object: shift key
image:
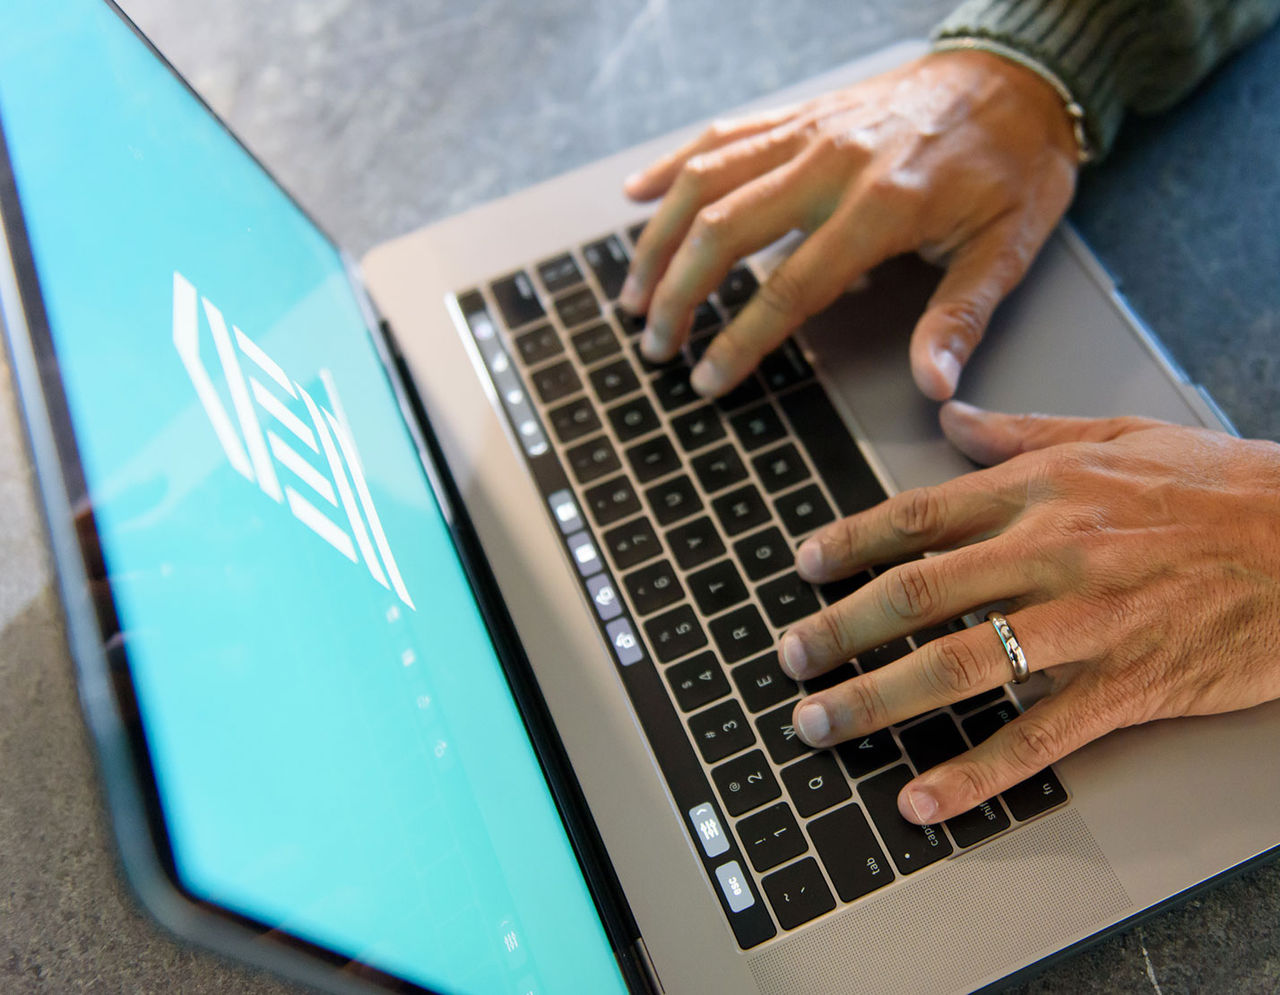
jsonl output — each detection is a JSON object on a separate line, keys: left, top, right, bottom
{"left": 858, "top": 764, "right": 952, "bottom": 875}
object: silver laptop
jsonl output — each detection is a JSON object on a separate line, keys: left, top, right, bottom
{"left": 3, "top": 2, "right": 1277, "bottom": 993}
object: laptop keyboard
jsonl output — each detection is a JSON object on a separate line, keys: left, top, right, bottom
{"left": 452, "top": 227, "right": 1067, "bottom": 949}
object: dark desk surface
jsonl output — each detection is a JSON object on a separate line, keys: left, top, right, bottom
{"left": 2, "top": 2, "right": 1277, "bottom": 992}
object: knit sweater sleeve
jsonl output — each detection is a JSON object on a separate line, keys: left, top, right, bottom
{"left": 932, "top": 0, "right": 1280, "bottom": 160}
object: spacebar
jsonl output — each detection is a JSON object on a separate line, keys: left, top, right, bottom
{"left": 778, "top": 382, "right": 887, "bottom": 516}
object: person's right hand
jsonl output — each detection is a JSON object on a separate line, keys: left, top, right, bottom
{"left": 619, "top": 49, "right": 1081, "bottom": 401}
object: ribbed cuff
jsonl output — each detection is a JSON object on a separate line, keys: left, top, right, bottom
{"left": 932, "top": 0, "right": 1130, "bottom": 161}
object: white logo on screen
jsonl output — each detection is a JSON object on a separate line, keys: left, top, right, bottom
{"left": 172, "top": 271, "right": 415, "bottom": 610}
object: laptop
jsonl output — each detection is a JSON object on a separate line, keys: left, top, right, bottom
{"left": 3, "top": 1, "right": 1278, "bottom": 993}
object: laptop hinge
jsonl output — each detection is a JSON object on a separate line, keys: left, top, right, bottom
{"left": 631, "top": 937, "right": 665, "bottom": 995}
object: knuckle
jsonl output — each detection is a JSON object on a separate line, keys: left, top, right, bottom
{"left": 923, "top": 636, "right": 985, "bottom": 698}
{"left": 704, "top": 118, "right": 734, "bottom": 143}
{"left": 839, "top": 677, "right": 888, "bottom": 731}
{"left": 1005, "top": 715, "right": 1063, "bottom": 775}
{"left": 813, "top": 605, "right": 854, "bottom": 657}
{"left": 948, "top": 760, "right": 999, "bottom": 808}
{"left": 933, "top": 297, "right": 990, "bottom": 349}
{"left": 887, "top": 486, "right": 946, "bottom": 542}
{"left": 689, "top": 205, "right": 731, "bottom": 248}
{"left": 881, "top": 560, "right": 940, "bottom": 621}
{"left": 678, "top": 155, "right": 716, "bottom": 195}
{"left": 755, "top": 267, "right": 806, "bottom": 323}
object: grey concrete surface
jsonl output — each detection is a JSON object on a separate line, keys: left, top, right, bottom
{"left": 2, "top": 1, "right": 1278, "bottom": 993}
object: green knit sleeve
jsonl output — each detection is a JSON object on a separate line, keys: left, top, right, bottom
{"left": 932, "top": 0, "right": 1280, "bottom": 160}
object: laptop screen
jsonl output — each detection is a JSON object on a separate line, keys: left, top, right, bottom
{"left": 0, "top": 2, "right": 628, "bottom": 992}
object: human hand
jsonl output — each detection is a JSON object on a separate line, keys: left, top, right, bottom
{"left": 777, "top": 403, "right": 1280, "bottom": 825}
{"left": 619, "top": 50, "right": 1079, "bottom": 401}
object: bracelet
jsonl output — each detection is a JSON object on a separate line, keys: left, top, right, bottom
{"left": 932, "top": 36, "right": 1096, "bottom": 165}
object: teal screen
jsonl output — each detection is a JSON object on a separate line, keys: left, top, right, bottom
{"left": 0, "top": 2, "right": 629, "bottom": 993}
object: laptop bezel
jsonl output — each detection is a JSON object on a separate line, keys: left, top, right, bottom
{"left": 0, "top": 4, "right": 650, "bottom": 992}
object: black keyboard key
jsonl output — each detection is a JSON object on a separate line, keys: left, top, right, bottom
{"left": 614, "top": 303, "right": 645, "bottom": 336}
{"left": 645, "top": 604, "right": 707, "bottom": 663}
{"left": 757, "top": 701, "right": 812, "bottom": 765}
{"left": 804, "top": 662, "right": 857, "bottom": 694}
{"left": 666, "top": 517, "right": 726, "bottom": 570}
{"left": 603, "top": 518, "right": 661, "bottom": 569}
{"left": 567, "top": 435, "right": 620, "bottom": 484}
{"left": 948, "top": 798, "right": 1012, "bottom": 848}
{"left": 646, "top": 474, "right": 703, "bottom": 526}
{"left": 729, "top": 402, "right": 786, "bottom": 451}
{"left": 626, "top": 220, "right": 647, "bottom": 245}
{"left": 688, "top": 331, "right": 715, "bottom": 363}
{"left": 782, "top": 752, "right": 852, "bottom": 818}
{"left": 858, "top": 765, "right": 952, "bottom": 875}
{"left": 759, "top": 341, "right": 814, "bottom": 392}
{"left": 774, "top": 484, "right": 835, "bottom": 538}
{"left": 718, "top": 266, "right": 759, "bottom": 309}
{"left": 672, "top": 404, "right": 726, "bottom": 451}
{"left": 608, "top": 395, "right": 660, "bottom": 441}
{"left": 819, "top": 569, "right": 873, "bottom": 605}
{"left": 858, "top": 638, "right": 912, "bottom": 673}
{"left": 836, "top": 729, "right": 901, "bottom": 779}
{"left": 634, "top": 339, "right": 682, "bottom": 374}
{"left": 692, "top": 299, "right": 722, "bottom": 333}
{"left": 548, "top": 397, "right": 601, "bottom": 443}
{"left": 711, "top": 484, "right": 771, "bottom": 536}
{"left": 713, "top": 750, "right": 782, "bottom": 816}
{"left": 666, "top": 650, "right": 730, "bottom": 712}
{"left": 584, "top": 475, "right": 641, "bottom": 526}
{"left": 962, "top": 703, "right": 1068, "bottom": 821}
{"left": 779, "top": 383, "right": 887, "bottom": 516}
{"left": 626, "top": 435, "right": 681, "bottom": 483}
{"left": 583, "top": 235, "right": 630, "bottom": 300}
{"left": 687, "top": 559, "right": 748, "bottom": 616}
{"left": 733, "top": 527, "right": 792, "bottom": 581}
{"left": 531, "top": 360, "right": 581, "bottom": 404}
{"left": 762, "top": 858, "right": 836, "bottom": 930}
{"left": 756, "top": 572, "right": 821, "bottom": 628}
{"left": 691, "top": 444, "right": 748, "bottom": 493}
{"left": 752, "top": 443, "right": 810, "bottom": 493}
{"left": 514, "top": 323, "right": 562, "bottom": 365}
{"left": 571, "top": 322, "right": 620, "bottom": 365}
{"left": 590, "top": 359, "right": 640, "bottom": 403}
{"left": 900, "top": 713, "right": 967, "bottom": 775}
{"left": 732, "top": 652, "right": 798, "bottom": 713}
{"left": 490, "top": 270, "right": 545, "bottom": 328}
{"left": 715, "top": 374, "right": 766, "bottom": 413}
{"left": 808, "top": 804, "right": 893, "bottom": 902}
{"left": 709, "top": 604, "right": 773, "bottom": 664}
{"left": 555, "top": 286, "right": 601, "bottom": 328}
{"left": 536, "top": 252, "right": 583, "bottom": 295}
{"left": 653, "top": 367, "right": 699, "bottom": 411}
{"left": 954, "top": 688, "right": 1007, "bottom": 715}
{"left": 624, "top": 560, "right": 683, "bottom": 615}
{"left": 911, "top": 621, "right": 958, "bottom": 647}
{"left": 738, "top": 803, "right": 806, "bottom": 872}
{"left": 689, "top": 699, "right": 754, "bottom": 763}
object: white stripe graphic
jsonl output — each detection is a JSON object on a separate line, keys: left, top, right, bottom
{"left": 235, "top": 325, "right": 296, "bottom": 396}
{"left": 268, "top": 431, "right": 336, "bottom": 506}
{"left": 204, "top": 296, "right": 281, "bottom": 502}
{"left": 172, "top": 272, "right": 253, "bottom": 480}
{"left": 298, "top": 386, "right": 390, "bottom": 592}
{"left": 285, "top": 486, "right": 356, "bottom": 561}
{"left": 251, "top": 377, "right": 317, "bottom": 452}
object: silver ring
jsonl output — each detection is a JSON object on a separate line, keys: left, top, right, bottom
{"left": 986, "top": 611, "right": 1030, "bottom": 684}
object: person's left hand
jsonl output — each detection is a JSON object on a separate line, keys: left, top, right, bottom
{"left": 778, "top": 402, "right": 1280, "bottom": 825}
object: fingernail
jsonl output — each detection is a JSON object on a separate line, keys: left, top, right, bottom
{"left": 623, "top": 171, "right": 644, "bottom": 192}
{"left": 904, "top": 787, "right": 938, "bottom": 824}
{"left": 796, "top": 538, "right": 823, "bottom": 578}
{"left": 640, "top": 327, "right": 664, "bottom": 360}
{"left": 690, "top": 360, "right": 725, "bottom": 396}
{"left": 932, "top": 344, "right": 962, "bottom": 396}
{"left": 619, "top": 274, "right": 641, "bottom": 310}
{"left": 794, "top": 700, "right": 830, "bottom": 744}
{"left": 779, "top": 631, "right": 808, "bottom": 679}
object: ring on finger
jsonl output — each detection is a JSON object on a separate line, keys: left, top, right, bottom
{"left": 986, "top": 610, "right": 1030, "bottom": 684}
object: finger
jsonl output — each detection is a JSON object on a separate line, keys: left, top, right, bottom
{"left": 688, "top": 188, "right": 913, "bottom": 397}
{"left": 795, "top": 472, "right": 1026, "bottom": 586}
{"left": 621, "top": 125, "right": 808, "bottom": 316}
{"left": 641, "top": 153, "right": 834, "bottom": 361}
{"left": 780, "top": 542, "right": 1031, "bottom": 681}
{"left": 908, "top": 214, "right": 1043, "bottom": 401}
{"left": 897, "top": 676, "right": 1114, "bottom": 824}
{"left": 939, "top": 401, "right": 1167, "bottom": 466}
{"left": 623, "top": 105, "right": 806, "bottom": 202}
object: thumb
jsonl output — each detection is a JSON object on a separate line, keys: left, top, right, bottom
{"left": 940, "top": 400, "right": 1165, "bottom": 466}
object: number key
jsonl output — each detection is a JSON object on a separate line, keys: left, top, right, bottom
{"left": 712, "top": 749, "right": 781, "bottom": 816}
{"left": 689, "top": 699, "right": 754, "bottom": 763}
